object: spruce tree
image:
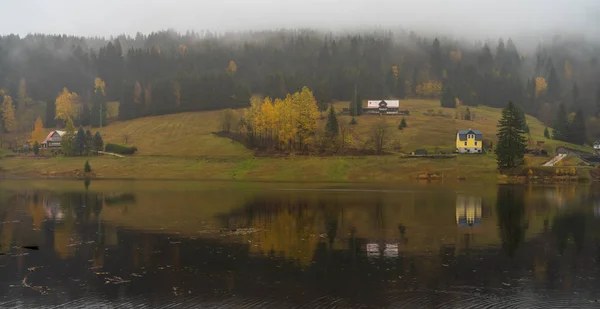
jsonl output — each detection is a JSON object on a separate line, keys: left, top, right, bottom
{"left": 349, "top": 90, "right": 362, "bottom": 117}
{"left": 45, "top": 99, "right": 55, "bottom": 128}
{"left": 76, "top": 127, "right": 86, "bottom": 156}
{"left": 465, "top": 107, "right": 472, "bottom": 120}
{"left": 399, "top": 117, "right": 407, "bottom": 129}
{"left": 325, "top": 105, "right": 339, "bottom": 137}
{"left": 91, "top": 87, "right": 106, "bottom": 127}
{"left": 544, "top": 127, "right": 550, "bottom": 139}
{"left": 62, "top": 118, "right": 76, "bottom": 156}
{"left": 596, "top": 83, "right": 600, "bottom": 118}
{"left": 496, "top": 101, "right": 527, "bottom": 169}
{"left": 84, "top": 129, "right": 93, "bottom": 155}
{"left": 440, "top": 86, "right": 456, "bottom": 108}
{"left": 547, "top": 64, "right": 560, "bottom": 101}
{"left": 552, "top": 103, "right": 569, "bottom": 142}
{"left": 33, "top": 141, "right": 40, "bottom": 155}
{"left": 568, "top": 109, "right": 587, "bottom": 145}
{"left": 430, "top": 38, "right": 443, "bottom": 79}
{"left": 93, "top": 132, "right": 104, "bottom": 152}
{"left": 84, "top": 160, "right": 92, "bottom": 173}
{"left": 571, "top": 82, "right": 579, "bottom": 108}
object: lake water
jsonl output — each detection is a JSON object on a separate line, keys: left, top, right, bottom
{"left": 1, "top": 180, "right": 600, "bottom": 308}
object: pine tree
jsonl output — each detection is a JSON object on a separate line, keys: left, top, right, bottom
{"left": 91, "top": 78, "right": 107, "bottom": 127}
{"left": 568, "top": 109, "right": 587, "bottom": 145}
{"left": 84, "top": 160, "right": 92, "bottom": 173}
{"left": 571, "top": 82, "right": 579, "bottom": 108}
{"left": 398, "top": 117, "right": 407, "bottom": 130}
{"left": 325, "top": 105, "right": 339, "bottom": 137}
{"left": 547, "top": 64, "right": 560, "bottom": 101}
{"left": 465, "top": 107, "right": 472, "bottom": 120}
{"left": 62, "top": 118, "right": 76, "bottom": 156}
{"left": 349, "top": 86, "right": 362, "bottom": 117}
{"left": 544, "top": 127, "right": 550, "bottom": 139}
{"left": 496, "top": 101, "right": 527, "bottom": 169}
{"left": 45, "top": 99, "right": 56, "bottom": 128}
{"left": 76, "top": 127, "right": 86, "bottom": 156}
{"left": 430, "top": 38, "right": 443, "bottom": 79}
{"left": 84, "top": 129, "right": 93, "bottom": 155}
{"left": 93, "top": 132, "right": 104, "bottom": 152}
{"left": 596, "top": 83, "right": 600, "bottom": 118}
{"left": 440, "top": 86, "right": 456, "bottom": 108}
{"left": 552, "top": 103, "right": 570, "bottom": 142}
{"left": 33, "top": 141, "right": 40, "bottom": 155}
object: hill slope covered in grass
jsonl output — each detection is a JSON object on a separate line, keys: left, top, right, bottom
{"left": 0, "top": 100, "right": 593, "bottom": 182}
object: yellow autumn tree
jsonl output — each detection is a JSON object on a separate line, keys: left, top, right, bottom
{"left": 133, "top": 81, "right": 142, "bottom": 104}
{"left": 416, "top": 81, "right": 442, "bottom": 98}
{"left": 293, "top": 87, "right": 320, "bottom": 148}
{"left": 1, "top": 92, "right": 16, "bottom": 133}
{"left": 242, "top": 96, "right": 263, "bottom": 137}
{"left": 564, "top": 60, "right": 573, "bottom": 79}
{"left": 391, "top": 65, "right": 399, "bottom": 79}
{"left": 173, "top": 82, "right": 181, "bottom": 106}
{"left": 226, "top": 60, "right": 238, "bottom": 75}
{"left": 31, "top": 117, "right": 45, "bottom": 143}
{"left": 275, "top": 96, "right": 296, "bottom": 150}
{"left": 94, "top": 78, "right": 106, "bottom": 96}
{"left": 55, "top": 88, "right": 80, "bottom": 122}
{"left": 178, "top": 44, "right": 188, "bottom": 56}
{"left": 450, "top": 50, "right": 462, "bottom": 63}
{"left": 535, "top": 77, "right": 548, "bottom": 98}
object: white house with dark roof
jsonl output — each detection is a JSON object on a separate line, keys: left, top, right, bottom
{"left": 40, "top": 130, "right": 65, "bottom": 148}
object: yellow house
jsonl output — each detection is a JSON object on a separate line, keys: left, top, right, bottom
{"left": 456, "top": 129, "right": 483, "bottom": 153}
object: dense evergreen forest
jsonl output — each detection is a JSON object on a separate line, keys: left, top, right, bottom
{"left": 0, "top": 29, "right": 599, "bottom": 143}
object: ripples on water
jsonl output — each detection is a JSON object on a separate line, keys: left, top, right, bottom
{"left": 0, "top": 181, "right": 599, "bottom": 308}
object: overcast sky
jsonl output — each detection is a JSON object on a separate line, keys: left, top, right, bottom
{"left": 1, "top": 0, "right": 599, "bottom": 39}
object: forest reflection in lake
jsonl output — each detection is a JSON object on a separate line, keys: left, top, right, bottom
{"left": 0, "top": 181, "right": 599, "bottom": 308}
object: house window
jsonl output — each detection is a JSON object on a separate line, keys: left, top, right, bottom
{"left": 464, "top": 142, "right": 467, "bottom": 146}
{"left": 475, "top": 142, "right": 478, "bottom": 146}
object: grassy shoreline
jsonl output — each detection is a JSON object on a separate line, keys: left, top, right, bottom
{"left": 2, "top": 99, "right": 595, "bottom": 183}
{"left": 0, "top": 154, "right": 502, "bottom": 183}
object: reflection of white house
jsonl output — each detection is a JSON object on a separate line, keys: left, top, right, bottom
{"left": 40, "top": 130, "right": 65, "bottom": 148}
{"left": 594, "top": 141, "right": 600, "bottom": 154}
{"left": 43, "top": 198, "right": 64, "bottom": 220}
{"left": 366, "top": 243, "right": 399, "bottom": 258}
{"left": 456, "top": 195, "right": 482, "bottom": 227}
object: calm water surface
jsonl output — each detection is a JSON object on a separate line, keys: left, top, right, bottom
{"left": 0, "top": 181, "right": 600, "bottom": 308}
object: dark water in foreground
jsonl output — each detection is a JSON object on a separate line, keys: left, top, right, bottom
{"left": 1, "top": 181, "right": 600, "bottom": 308}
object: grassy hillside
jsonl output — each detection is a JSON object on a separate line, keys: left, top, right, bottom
{"left": 0, "top": 99, "right": 594, "bottom": 182}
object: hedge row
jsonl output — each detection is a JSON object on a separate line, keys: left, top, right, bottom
{"left": 105, "top": 143, "right": 138, "bottom": 155}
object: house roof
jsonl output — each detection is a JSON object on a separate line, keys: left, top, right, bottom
{"left": 367, "top": 100, "right": 400, "bottom": 108}
{"left": 457, "top": 129, "right": 483, "bottom": 141}
{"left": 42, "top": 130, "right": 66, "bottom": 143}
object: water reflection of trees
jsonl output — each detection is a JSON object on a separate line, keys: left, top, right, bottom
{"left": 496, "top": 186, "right": 528, "bottom": 257}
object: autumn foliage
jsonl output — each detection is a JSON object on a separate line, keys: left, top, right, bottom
{"left": 416, "top": 81, "right": 443, "bottom": 98}
{"left": 241, "top": 87, "right": 320, "bottom": 152}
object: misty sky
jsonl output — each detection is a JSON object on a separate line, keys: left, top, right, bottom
{"left": 1, "top": 0, "right": 599, "bottom": 38}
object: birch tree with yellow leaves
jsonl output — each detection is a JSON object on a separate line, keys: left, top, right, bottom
{"left": 242, "top": 87, "right": 319, "bottom": 152}
{"left": 55, "top": 88, "right": 80, "bottom": 123}
{"left": 1, "top": 92, "right": 16, "bottom": 133}
{"left": 293, "top": 87, "right": 320, "bottom": 150}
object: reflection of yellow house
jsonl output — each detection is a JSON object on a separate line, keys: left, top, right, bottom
{"left": 456, "top": 129, "right": 483, "bottom": 153}
{"left": 456, "top": 195, "right": 482, "bottom": 227}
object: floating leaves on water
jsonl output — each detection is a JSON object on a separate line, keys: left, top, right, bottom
{"left": 104, "top": 276, "right": 131, "bottom": 285}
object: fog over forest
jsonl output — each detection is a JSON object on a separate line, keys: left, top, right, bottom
{"left": 2, "top": 0, "right": 600, "bottom": 40}
{"left": 0, "top": 0, "right": 599, "bottom": 146}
